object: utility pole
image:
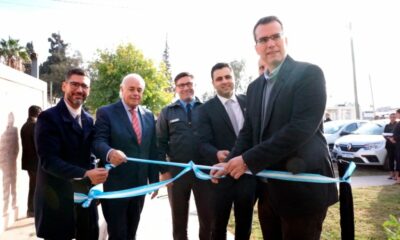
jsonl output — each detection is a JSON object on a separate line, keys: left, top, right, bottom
{"left": 349, "top": 22, "right": 360, "bottom": 119}
{"left": 369, "top": 74, "right": 375, "bottom": 115}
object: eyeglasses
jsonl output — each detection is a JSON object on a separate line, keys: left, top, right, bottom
{"left": 256, "top": 32, "right": 284, "bottom": 45}
{"left": 67, "top": 81, "right": 89, "bottom": 90}
{"left": 176, "top": 81, "right": 193, "bottom": 89}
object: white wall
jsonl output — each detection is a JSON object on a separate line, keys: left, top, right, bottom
{"left": 0, "top": 64, "right": 47, "bottom": 231}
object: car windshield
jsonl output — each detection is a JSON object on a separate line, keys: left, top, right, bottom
{"left": 324, "top": 121, "right": 347, "bottom": 134}
{"left": 352, "top": 122, "right": 384, "bottom": 135}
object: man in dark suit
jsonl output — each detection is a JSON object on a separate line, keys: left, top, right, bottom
{"left": 196, "top": 63, "right": 256, "bottom": 240}
{"left": 20, "top": 105, "right": 42, "bottom": 217}
{"left": 92, "top": 73, "right": 159, "bottom": 240}
{"left": 157, "top": 72, "right": 212, "bottom": 240}
{"left": 34, "top": 68, "right": 109, "bottom": 240}
{"left": 211, "top": 16, "right": 338, "bottom": 240}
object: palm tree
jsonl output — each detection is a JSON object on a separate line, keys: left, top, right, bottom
{"left": 0, "top": 36, "right": 30, "bottom": 71}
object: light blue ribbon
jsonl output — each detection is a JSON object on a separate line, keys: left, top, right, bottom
{"left": 74, "top": 157, "right": 356, "bottom": 207}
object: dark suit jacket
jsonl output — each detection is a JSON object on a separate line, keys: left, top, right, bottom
{"left": 196, "top": 95, "right": 246, "bottom": 165}
{"left": 20, "top": 117, "right": 38, "bottom": 171}
{"left": 230, "top": 55, "right": 338, "bottom": 216}
{"left": 34, "top": 99, "right": 94, "bottom": 239}
{"left": 92, "top": 100, "right": 159, "bottom": 192}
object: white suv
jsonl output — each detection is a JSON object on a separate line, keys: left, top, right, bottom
{"left": 324, "top": 120, "right": 368, "bottom": 154}
{"left": 333, "top": 120, "right": 389, "bottom": 169}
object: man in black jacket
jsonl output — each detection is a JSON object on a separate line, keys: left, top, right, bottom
{"left": 157, "top": 72, "right": 212, "bottom": 240}
{"left": 20, "top": 105, "right": 42, "bottom": 217}
{"left": 196, "top": 63, "right": 256, "bottom": 240}
{"left": 211, "top": 16, "right": 338, "bottom": 240}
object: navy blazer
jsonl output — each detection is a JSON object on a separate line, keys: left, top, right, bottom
{"left": 34, "top": 99, "right": 94, "bottom": 239}
{"left": 230, "top": 56, "right": 338, "bottom": 216}
{"left": 196, "top": 95, "right": 246, "bottom": 165}
{"left": 92, "top": 100, "right": 159, "bottom": 192}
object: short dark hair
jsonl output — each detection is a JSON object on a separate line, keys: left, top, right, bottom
{"left": 28, "top": 105, "right": 42, "bottom": 117}
{"left": 253, "top": 16, "right": 283, "bottom": 42}
{"left": 211, "top": 63, "right": 231, "bottom": 80}
{"left": 65, "top": 67, "right": 86, "bottom": 81}
{"left": 396, "top": 109, "right": 400, "bottom": 114}
{"left": 174, "top": 72, "right": 193, "bottom": 84}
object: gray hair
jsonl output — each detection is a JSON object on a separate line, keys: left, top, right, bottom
{"left": 119, "top": 73, "right": 146, "bottom": 98}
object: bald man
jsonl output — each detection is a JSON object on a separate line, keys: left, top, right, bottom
{"left": 93, "top": 73, "right": 159, "bottom": 240}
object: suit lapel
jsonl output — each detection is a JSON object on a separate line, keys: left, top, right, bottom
{"left": 253, "top": 77, "right": 266, "bottom": 138}
{"left": 138, "top": 106, "right": 147, "bottom": 145}
{"left": 81, "top": 111, "right": 93, "bottom": 140}
{"left": 212, "top": 97, "right": 235, "bottom": 134}
{"left": 115, "top": 101, "right": 138, "bottom": 143}
{"left": 261, "top": 56, "right": 294, "bottom": 134}
{"left": 59, "top": 99, "right": 83, "bottom": 136}
{"left": 236, "top": 95, "right": 246, "bottom": 114}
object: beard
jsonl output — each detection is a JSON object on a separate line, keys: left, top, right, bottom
{"left": 66, "top": 94, "right": 86, "bottom": 108}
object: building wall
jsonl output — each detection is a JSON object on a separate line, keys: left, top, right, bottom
{"left": 0, "top": 64, "right": 47, "bottom": 231}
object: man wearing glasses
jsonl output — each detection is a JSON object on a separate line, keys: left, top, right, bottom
{"left": 34, "top": 68, "right": 109, "bottom": 240}
{"left": 211, "top": 16, "right": 338, "bottom": 239}
{"left": 157, "top": 72, "right": 212, "bottom": 240}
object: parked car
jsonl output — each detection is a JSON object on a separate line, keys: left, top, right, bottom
{"left": 333, "top": 119, "right": 389, "bottom": 169}
{"left": 323, "top": 120, "right": 368, "bottom": 153}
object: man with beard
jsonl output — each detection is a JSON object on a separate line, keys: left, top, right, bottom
{"left": 34, "top": 68, "right": 108, "bottom": 240}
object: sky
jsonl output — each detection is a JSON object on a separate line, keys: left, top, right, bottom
{"left": 1, "top": 0, "right": 399, "bottom": 110}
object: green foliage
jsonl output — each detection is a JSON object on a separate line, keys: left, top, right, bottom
{"left": 383, "top": 215, "right": 400, "bottom": 240}
{"left": 0, "top": 36, "right": 30, "bottom": 70}
{"left": 230, "top": 59, "right": 253, "bottom": 94}
{"left": 39, "top": 33, "right": 83, "bottom": 100}
{"left": 86, "top": 43, "right": 173, "bottom": 115}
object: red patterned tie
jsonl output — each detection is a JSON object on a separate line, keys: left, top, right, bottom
{"left": 131, "top": 108, "right": 142, "bottom": 144}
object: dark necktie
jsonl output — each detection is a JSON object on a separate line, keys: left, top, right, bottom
{"left": 75, "top": 115, "right": 82, "bottom": 128}
{"left": 186, "top": 104, "right": 192, "bottom": 127}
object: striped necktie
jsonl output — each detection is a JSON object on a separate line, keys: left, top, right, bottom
{"left": 130, "top": 108, "right": 142, "bottom": 144}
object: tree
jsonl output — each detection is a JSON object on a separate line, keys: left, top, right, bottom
{"left": 0, "top": 36, "right": 30, "bottom": 71}
{"left": 162, "top": 35, "right": 173, "bottom": 93}
{"left": 230, "top": 59, "right": 253, "bottom": 94}
{"left": 86, "top": 43, "right": 173, "bottom": 115}
{"left": 39, "top": 33, "right": 82, "bottom": 100}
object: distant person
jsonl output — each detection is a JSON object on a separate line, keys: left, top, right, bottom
{"left": 324, "top": 112, "right": 332, "bottom": 122}
{"left": 92, "top": 73, "right": 160, "bottom": 239}
{"left": 391, "top": 109, "right": 400, "bottom": 184}
{"left": 211, "top": 15, "right": 338, "bottom": 239}
{"left": 20, "top": 105, "right": 42, "bottom": 217}
{"left": 157, "top": 72, "right": 212, "bottom": 240}
{"left": 35, "top": 68, "right": 108, "bottom": 239}
{"left": 385, "top": 113, "right": 397, "bottom": 180}
{"left": 196, "top": 63, "right": 256, "bottom": 239}
{"left": 258, "top": 57, "right": 267, "bottom": 75}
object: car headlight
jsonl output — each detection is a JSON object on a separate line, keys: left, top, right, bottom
{"left": 363, "top": 142, "right": 384, "bottom": 150}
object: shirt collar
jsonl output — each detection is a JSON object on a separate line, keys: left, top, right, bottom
{"left": 121, "top": 98, "right": 138, "bottom": 112}
{"left": 64, "top": 99, "right": 82, "bottom": 118}
{"left": 179, "top": 98, "right": 195, "bottom": 108}
{"left": 264, "top": 56, "right": 286, "bottom": 81}
{"left": 217, "top": 94, "right": 238, "bottom": 105}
